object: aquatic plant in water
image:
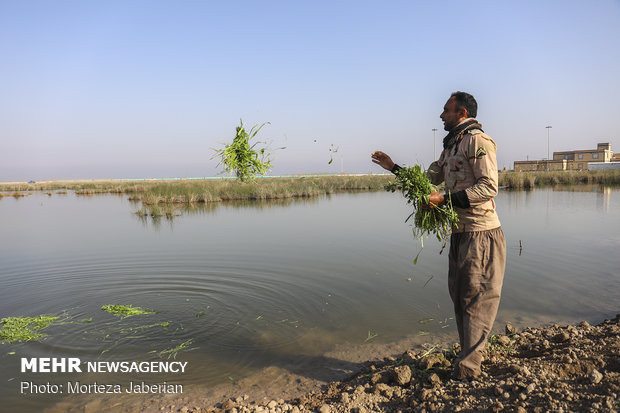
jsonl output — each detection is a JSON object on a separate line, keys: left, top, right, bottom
{"left": 0, "top": 315, "right": 60, "bottom": 343}
{"left": 364, "top": 330, "right": 378, "bottom": 342}
{"left": 101, "top": 305, "right": 155, "bottom": 318}
{"left": 119, "top": 322, "right": 170, "bottom": 335}
{"left": 156, "top": 339, "right": 196, "bottom": 359}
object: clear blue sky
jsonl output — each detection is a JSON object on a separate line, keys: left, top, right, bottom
{"left": 1, "top": 0, "right": 619, "bottom": 181}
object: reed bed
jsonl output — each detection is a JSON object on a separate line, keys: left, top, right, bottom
{"left": 499, "top": 169, "right": 620, "bottom": 189}
{"left": 0, "top": 176, "right": 391, "bottom": 196}
{"left": 136, "top": 175, "right": 394, "bottom": 205}
{"left": 3, "top": 170, "right": 616, "bottom": 205}
{"left": 0, "top": 181, "right": 148, "bottom": 194}
{"left": 135, "top": 205, "right": 182, "bottom": 220}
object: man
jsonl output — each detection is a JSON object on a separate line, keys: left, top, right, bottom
{"left": 371, "top": 91, "right": 506, "bottom": 380}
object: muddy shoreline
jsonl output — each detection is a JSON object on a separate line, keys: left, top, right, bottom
{"left": 49, "top": 314, "right": 618, "bottom": 413}
{"left": 193, "top": 314, "right": 620, "bottom": 413}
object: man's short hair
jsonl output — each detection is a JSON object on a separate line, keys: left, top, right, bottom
{"left": 451, "top": 91, "right": 478, "bottom": 118}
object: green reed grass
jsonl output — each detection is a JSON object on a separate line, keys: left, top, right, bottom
{"left": 0, "top": 175, "right": 393, "bottom": 202}
{"left": 134, "top": 175, "right": 394, "bottom": 205}
{"left": 499, "top": 169, "right": 620, "bottom": 189}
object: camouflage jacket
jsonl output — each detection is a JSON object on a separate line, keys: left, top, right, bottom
{"left": 427, "top": 125, "right": 501, "bottom": 233}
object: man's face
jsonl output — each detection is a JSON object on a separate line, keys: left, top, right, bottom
{"left": 440, "top": 96, "right": 466, "bottom": 131}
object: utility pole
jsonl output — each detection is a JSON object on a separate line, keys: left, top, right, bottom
{"left": 546, "top": 126, "right": 552, "bottom": 171}
{"left": 432, "top": 128, "right": 438, "bottom": 160}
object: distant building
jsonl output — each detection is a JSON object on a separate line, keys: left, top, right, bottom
{"left": 589, "top": 162, "right": 620, "bottom": 170}
{"left": 514, "top": 142, "right": 615, "bottom": 172}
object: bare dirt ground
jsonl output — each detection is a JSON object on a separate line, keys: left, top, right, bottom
{"left": 184, "top": 314, "right": 619, "bottom": 413}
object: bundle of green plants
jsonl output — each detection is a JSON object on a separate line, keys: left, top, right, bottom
{"left": 386, "top": 164, "right": 458, "bottom": 262}
{"left": 212, "top": 120, "right": 275, "bottom": 182}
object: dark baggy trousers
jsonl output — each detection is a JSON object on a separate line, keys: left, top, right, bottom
{"left": 448, "top": 226, "right": 506, "bottom": 377}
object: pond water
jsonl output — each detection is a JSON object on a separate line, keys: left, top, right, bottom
{"left": 0, "top": 187, "right": 618, "bottom": 412}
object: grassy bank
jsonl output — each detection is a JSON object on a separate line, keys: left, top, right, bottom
{"left": 499, "top": 169, "right": 620, "bottom": 189}
{"left": 137, "top": 175, "right": 394, "bottom": 204}
{"left": 0, "top": 175, "right": 395, "bottom": 204}
{"left": 3, "top": 170, "right": 619, "bottom": 202}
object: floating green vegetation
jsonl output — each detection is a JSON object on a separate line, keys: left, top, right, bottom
{"left": 95, "top": 319, "right": 174, "bottom": 355}
{"left": 119, "top": 322, "right": 169, "bottom": 335}
{"left": 156, "top": 339, "right": 196, "bottom": 359}
{"left": 101, "top": 305, "right": 155, "bottom": 319}
{"left": 386, "top": 164, "right": 459, "bottom": 263}
{"left": 0, "top": 315, "right": 60, "bottom": 343}
{"left": 364, "top": 330, "right": 379, "bottom": 342}
{"left": 0, "top": 312, "right": 93, "bottom": 344}
{"left": 212, "top": 119, "right": 275, "bottom": 182}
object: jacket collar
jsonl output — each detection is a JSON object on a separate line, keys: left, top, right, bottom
{"left": 443, "top": 119, "right": 483, "bottom": 150}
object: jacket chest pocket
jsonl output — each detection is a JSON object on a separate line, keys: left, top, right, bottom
{"left": 448, "top": 152, "right": 466, "bottom": 171}
{"left": 445, "top": 152, "right": 468, "bottom": 189}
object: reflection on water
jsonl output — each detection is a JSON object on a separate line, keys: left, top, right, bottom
{"left": 0, "top": 187, "right": 618, "bottom": 413}
{"left": 600, "top": 186, "right": 612, "bottom": 212}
